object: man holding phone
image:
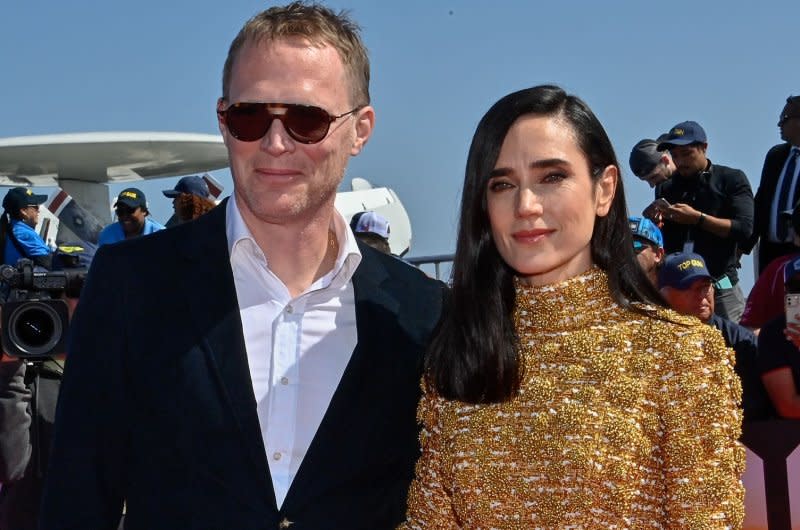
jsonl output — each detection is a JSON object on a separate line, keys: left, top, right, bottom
{"left": 655, "top": 121, "right": 754, "bottom": 322}
{"left": 757, "top": 258, "right": 800, "bottom": 418}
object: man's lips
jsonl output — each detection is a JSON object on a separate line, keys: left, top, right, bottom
{"left": 512, "top": 229, "right": 552, "bottom": 243}
{"left": 256, "top": 167, "right": 301, "bottom": 176}
{"left": 254, "top": 168, "right": 302, "bottom": 185}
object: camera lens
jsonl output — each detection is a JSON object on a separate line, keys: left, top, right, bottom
{"left": 17, "top": 308, "right": 56, "bottom": 346}
{"left": 7, "top": 302, "right": 63, "bottom": 356}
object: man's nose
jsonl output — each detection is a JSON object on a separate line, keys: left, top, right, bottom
{"left": 260, "top": 118, "right": 294, "bottom": 155}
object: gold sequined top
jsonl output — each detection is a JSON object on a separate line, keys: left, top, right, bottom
{"left": 400, "top": 267, "right": 744, "bottom": 530}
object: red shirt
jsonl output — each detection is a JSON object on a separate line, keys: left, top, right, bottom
{"left": 740, "top": 252, "right": 800, "bottom": 328}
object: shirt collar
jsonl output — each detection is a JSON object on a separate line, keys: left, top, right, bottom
{"left": 225, "top": 197, "right": 362, "bottom": 290}
{"left": 10, "top": 218, "right": 34, "bottom": 230}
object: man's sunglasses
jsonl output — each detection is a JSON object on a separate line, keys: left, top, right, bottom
{"left": 217, "top": 102, "right": 361, "bottom": 144}
{"left": 779, "top": 113, "right": 800, "bottom": 126}
{"left": 632, "top": 240, "right": 655, "bottom": 254}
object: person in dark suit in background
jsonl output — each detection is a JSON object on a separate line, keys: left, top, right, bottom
{"left": 742, "top": 95, "right": 800, "bottom": 275}
{"left": 40, "top": 3, "right": 444, "bottom": 529}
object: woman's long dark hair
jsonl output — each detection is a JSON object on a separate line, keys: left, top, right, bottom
{"left": 426, "top": 85, "right": 664, "bottom": 404}
{"left": 0, "top": 207, "right": 24, "bottom": 265}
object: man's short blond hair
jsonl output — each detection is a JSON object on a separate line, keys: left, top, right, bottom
{"left": 221, "top": 2, "right": 370, "bottom": 108}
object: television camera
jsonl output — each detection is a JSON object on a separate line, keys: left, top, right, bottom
{"left": 0, "top": 259, "right": 86, "bottom": 360}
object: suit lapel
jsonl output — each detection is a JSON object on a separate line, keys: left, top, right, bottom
{"left": 176, "top": 201, "right": 275, "bottom": 506}
{"left": 284, "top": 247, "right": 400, "bottom": 505}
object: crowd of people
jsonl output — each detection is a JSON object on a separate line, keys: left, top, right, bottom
{"left": 628, "top": 97, "right": 800, "bottom": 427}
{"left": 0, "top": 1, "right": 797, "bottom": 528}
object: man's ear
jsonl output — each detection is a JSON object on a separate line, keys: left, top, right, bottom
{"left": 351, "top": 105, "right": 375, "bottom": 156}
{"left": 216, "top": 98, "right": 229, "bottom": 142}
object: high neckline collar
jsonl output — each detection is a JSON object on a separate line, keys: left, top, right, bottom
{"left": 514, "top": 266, "right": 614, "bottom": 332}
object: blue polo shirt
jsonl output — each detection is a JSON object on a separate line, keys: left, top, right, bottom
{"left": 98, "top": 217, "right": 166, "bottom": 247}
{"left": 3, "top": 219, "right": 52, "bottom": 266}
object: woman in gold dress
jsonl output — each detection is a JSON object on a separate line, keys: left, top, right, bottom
{"left": 400, "top": 85, "right": 744, "bottom": 529}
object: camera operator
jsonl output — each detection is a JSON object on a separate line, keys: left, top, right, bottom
{"left": 0, "top": 258, "right": 80, "bottom": 530}
{"left": 0, "top": 185, "right": 80, "bottom": 529}
{"left": 0, "top": 348, "right": 64, "bottom": 529}
{"left": 0, "top": 255, "right": 87, "bottom": 528}
{"left": 0, "top": 188, "right": 54, "bottom": 270}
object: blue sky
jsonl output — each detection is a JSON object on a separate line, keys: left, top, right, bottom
{"left": 1, "top": 0, "right": 798, "bottom": 292}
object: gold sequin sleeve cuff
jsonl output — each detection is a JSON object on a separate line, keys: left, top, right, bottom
{"left": 660, "top": 324, "right": 745, "bottom": 529}
{"left": 398, "top": 381, "right": 460, "bottom": 530}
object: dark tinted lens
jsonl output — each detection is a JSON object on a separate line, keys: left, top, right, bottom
{"left": 285, "top": 105, "right": 331, "bottom": 143}
{"left": 226, "top": 103, "right": 271, "bottom": 141}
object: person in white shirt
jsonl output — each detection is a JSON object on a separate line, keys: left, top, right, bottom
{"left": 40, "top": 4, "right": 444, "bottom": 530}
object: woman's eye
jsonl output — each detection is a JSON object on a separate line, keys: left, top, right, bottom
{"left": 488, "top": 180, "right": 513, "bottom": 192}
{"left": 543, "top": 172, "right": 567, "bottom": 183}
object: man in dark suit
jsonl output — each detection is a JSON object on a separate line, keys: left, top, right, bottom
{"left": 40, "top": 4, "right": 444, "bottom": 529}
{"left": 743, "top": 95, "right": 800, "bottom": 275}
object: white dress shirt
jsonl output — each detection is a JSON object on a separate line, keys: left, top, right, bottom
{"left": 226, "top": 198, "right": 361, "bottom": 508}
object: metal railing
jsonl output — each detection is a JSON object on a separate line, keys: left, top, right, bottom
{"left": 404, "top": 253, "right": 454, "bottom": 282}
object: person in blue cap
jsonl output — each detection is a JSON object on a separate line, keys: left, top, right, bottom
{"left": 0, "top": 187, "right": 62, "bottom": 530}
{"left": 97, "top": 187, "right": 166, "bottom": 246}
{"left": 629, "top": 215, "right": 664, "bottom": 286}
{"left": 0, "top": 187, "right": 54, "bottom": 269}
{"left": 658, "top": 251, "right": 768, "bottom": 420}
{"left": 655, "top": 120, "right": 754, "bottom": 322}
{"left": 162, "top": 175, "right": 216, "bottom": 226}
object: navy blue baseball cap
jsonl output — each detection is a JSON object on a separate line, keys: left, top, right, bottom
{"left": 2, "top": 187, "right": 47, "bottom": 212}
{"left": 658, "top": 252, "right": 713, "bottom": 290}
{"left": 657, "top": 121, "right": 707, "bottom": 151}
{"left": 114, "top": 188, "right": 147, "bottom": 209}
{"left": 162, "top": 175, "right": 209, "bottom": 199}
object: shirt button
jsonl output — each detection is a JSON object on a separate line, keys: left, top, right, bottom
{"left": 280, "top": 377, "right": 289, "bottom": 385}
{"left": 286, "top": 305, "right": 293, "bottom": 314}
{"left": 273, "top": 452, "right": 282, "bottom": 461}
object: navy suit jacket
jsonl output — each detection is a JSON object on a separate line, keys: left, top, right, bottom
{"left": 745, "top": 143, "right": 797, "bottom": 272}
{"left": 40, "top": 201, "right": 444, "bottom": 530}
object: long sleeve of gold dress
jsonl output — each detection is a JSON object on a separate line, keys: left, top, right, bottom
{"left": 400, "top": 267, "right": 744, "bottom": 530}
